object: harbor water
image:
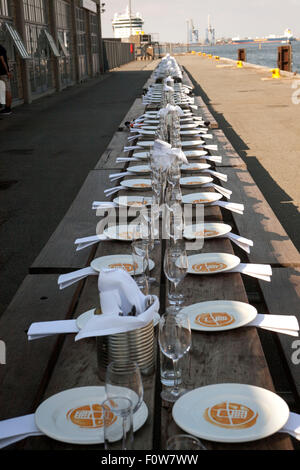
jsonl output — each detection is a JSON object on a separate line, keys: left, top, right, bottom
{"left": 158, "top": 42, "right": 300, "bottom": 73}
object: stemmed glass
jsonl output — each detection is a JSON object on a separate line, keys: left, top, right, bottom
{"left": 164, "top": 240, "right": 188, "bottom": 308}
{"left": 158, "top": 312, "right": 192, "bottom": 402}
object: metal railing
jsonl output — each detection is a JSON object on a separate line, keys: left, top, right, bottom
{"left": 102, "top": 40, "right": 135, "bottom": 71}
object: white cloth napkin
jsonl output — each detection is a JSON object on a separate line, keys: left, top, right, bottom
{"left": 223, "top": 232, "right": 253, "bottom": 253}
{"left": 1, "top": 410, "right": 300, "bottom": 448}
{"left": 58, "top": 266, "right": 98, "bottom": 289}
{"left": 230, "top": 263, "right": 272, "bottom": 282}
{"left": 0, "top": 414, "right": 42, "bottom": 449}
{"left": 205, "top": 169, "right": 227, "bottom": 182}
{"left": 92, "top": 201, "right": 117, "bottom": 210}
{"left": 27, "top": 319, "right": 79, "bottom": 340}
{"left": 74, "top": 234, "right": 110, "bottom": 251}
{"left": 202, "top": 183, "right": 232, "bottom": 199}
{"left": 209, "top": 201, "right": 244, "bottom": 215}
{"left": 248, "top": 314, "right": 299, "bottom": 336}
{"left": 75, "top": 269, "right": 159, "bottom": 341}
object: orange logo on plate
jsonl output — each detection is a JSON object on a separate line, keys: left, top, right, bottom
{"left": 133, "top": 183, "right": 150, "bottom": 188}
{"left": 192, "top": 262, "right": 227, "bottom": 273}
{"left": 195, "top": 312, "right": 235, "bottom": 327}
{"left": 192, "top": 199, "right": 212, "bottom": 204}
{"left": 108, "top": 262, "right": 137, "bottom": 272}
{"left": 193, "top": 229, "right": 219, "bottom": 238}
{"left": 67, "top": 404, "right": 117, "bottom": 429}
{"left": 204, "top": 402, "right": 258, "bottom": 429}
{"left": 127, "top": 201, "right": 147, "bottom": 206}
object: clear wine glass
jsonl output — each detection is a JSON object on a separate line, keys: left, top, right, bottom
{"left": 105, "top": 360, "right": 144, "bottom": 414}
{"left": 164, "top": 240, "right": 188, "bottom": 308}
{"left": 158, "top": 312, "right": 192, "bottom": 402}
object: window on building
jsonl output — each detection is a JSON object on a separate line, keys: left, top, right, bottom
{"left": 0, "top": 0, "right": 11, "bottom": 18}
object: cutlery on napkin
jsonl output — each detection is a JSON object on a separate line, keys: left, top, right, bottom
{"left": 209, "top": 201, "right": 244, "bottom": 215}
{"left": 202, "top": 183, "right": 232, "bottom": 199}
{"left": 58, "top": 266, "right": 98, "bottom": 289}
{"left": 247, "top": 314, "right": 299, "bottom": 336}
{"left": 1, "top": 409, "right": 300, "bottom": 448}
{"left": 74, "top": 234, "right": 110, "bottom": 251}
{"left": 229, "top": 263, "right": 272, "bottom": 282}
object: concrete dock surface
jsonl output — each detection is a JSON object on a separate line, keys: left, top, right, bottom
{"left": 177, "top": 54, "right": 300, "bottom": 252}
{"left": 0, "top": 60, "right": 155, "bottom": 316}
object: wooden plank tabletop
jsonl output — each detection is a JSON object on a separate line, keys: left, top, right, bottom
{"left": 161, "top": 237, "right": 293, "bottom": 450}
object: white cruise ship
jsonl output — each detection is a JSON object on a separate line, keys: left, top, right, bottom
{"left": 112, "top": 4, "right": 144, "bottom": 39}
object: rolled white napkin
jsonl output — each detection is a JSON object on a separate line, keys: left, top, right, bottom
{"left": 1, "top": 410, "right": 299, "bottom": 448}
{"left": 205, "top": 169, "right": 228, "bottom": 182}
{"left": 248, "top": 314, "right": 299, "bottom": 336}
{"left": 230, "top": 263, "right": 272, "bottom": 282}
{"left": 75, "top": 269, "right": 160, "bottom": 341}
{"left": 202, "top": 183, "right": 232, "bottom": 199}
{"left": 58, "top": 267, "right": 98, "bottom": 289}
{"left": 116, "top": 157, "right": 140, "bottom": 162}
{"left": 204, "top": 155, "right": 222, "bottom": 163}
{"left": 0, "top": 414, "right": 42, "bottom": 449}
{"left": 223, "top": 232, "right": 253, "bottom": 253}
{"left": 109, "top": 171, "right": 133, "bottom": 181}
{"left": 124, "top": 145, "right": 140, "bottom": 152}
{"left": 92, "top": 201, "right": 117, "bottom": 210}
{"left": 27, "top": 319, "right": 79, "bottom": 340}
{"left": 210, "top": 201, "right": 244, "bottom": 215}
{"left": 104, "top": 185, "right": 123, "bottom": 197}
{"left": 74, "top": 234, "right": 109, "bottom": 251}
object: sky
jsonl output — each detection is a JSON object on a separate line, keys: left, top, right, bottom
{"left": 100, "top": 0, "right": 300, "bottom": 42}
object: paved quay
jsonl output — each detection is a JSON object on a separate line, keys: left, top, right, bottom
{"left": 177, "top": 54, "right": 300, "bottom": 253}
{"left": 0, "top": 60, "right": 156, "bottom": 317}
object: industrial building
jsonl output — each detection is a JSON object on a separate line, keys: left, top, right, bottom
{"left": 0, "top": 0, "right": 129, "bottom": 106}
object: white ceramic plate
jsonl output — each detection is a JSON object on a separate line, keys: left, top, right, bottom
{"left": 120, "top": 179, "right": 152, "bottom": 190}
{"left": 113, "top": 196, "right": 152, "bottom": 208}
{"left": 172, "top": 383, "right": 289, "bottom": 443}
{"left": 35, "top": 386, "right": 148, "bottom": 445}
{"left": 183, "top": 150, "right": 208, "bottom": 158}
{"left": 180, "top": 176, "right": 213, "bottom": 187}
{"left": 186, "top": 253, "right": 240, "bottom": 275}
{"left": 128, "top": 165, "right": 151, "bottom": 174}
{"left": 184, "top": 223, "right": 232, "bottom": 240}
{"left": 76, "top": 310, "right": 160, "bottom": 330}
{"left": 181, "top": 163, "right": 211, "bottom": 172}
{"left": 181, "top": 140, "right": 205, "bottom": 147}
{"left": 182, "top": 192, "right": 223, "bottom": 205}
{"left": 180, "top": 300, "right": 257, "bottom": 332}
{"left": 91, "top": 254, "right": 155, "bottom": 275}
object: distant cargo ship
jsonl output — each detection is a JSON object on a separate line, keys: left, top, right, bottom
{"left": 112, "top": 4, "right": 144, "bottom": 39}
{"left": 232, "top": 28, "right": 295, "bottom": 45}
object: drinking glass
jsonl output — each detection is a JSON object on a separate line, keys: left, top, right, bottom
{"left": 158, "top": 312, "right": 191, "bottom": 402}
{"left": 105, "top": 360, "right": 144, "bottom": 414}
{"left": 103, "top": 397, "right": 133, "bottom": 450}
{"left": 131, "top": 238, "right": 149, "bottom": 295}
{"left": 164, "top": 240, "right": 188, "bottom": 308}
{"left": 166, "top": 434, "right": 207, "bottom": 451}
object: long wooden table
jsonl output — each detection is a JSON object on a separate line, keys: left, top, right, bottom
{"left": 0, "top": 62, "right": 298, "bottom": 451}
